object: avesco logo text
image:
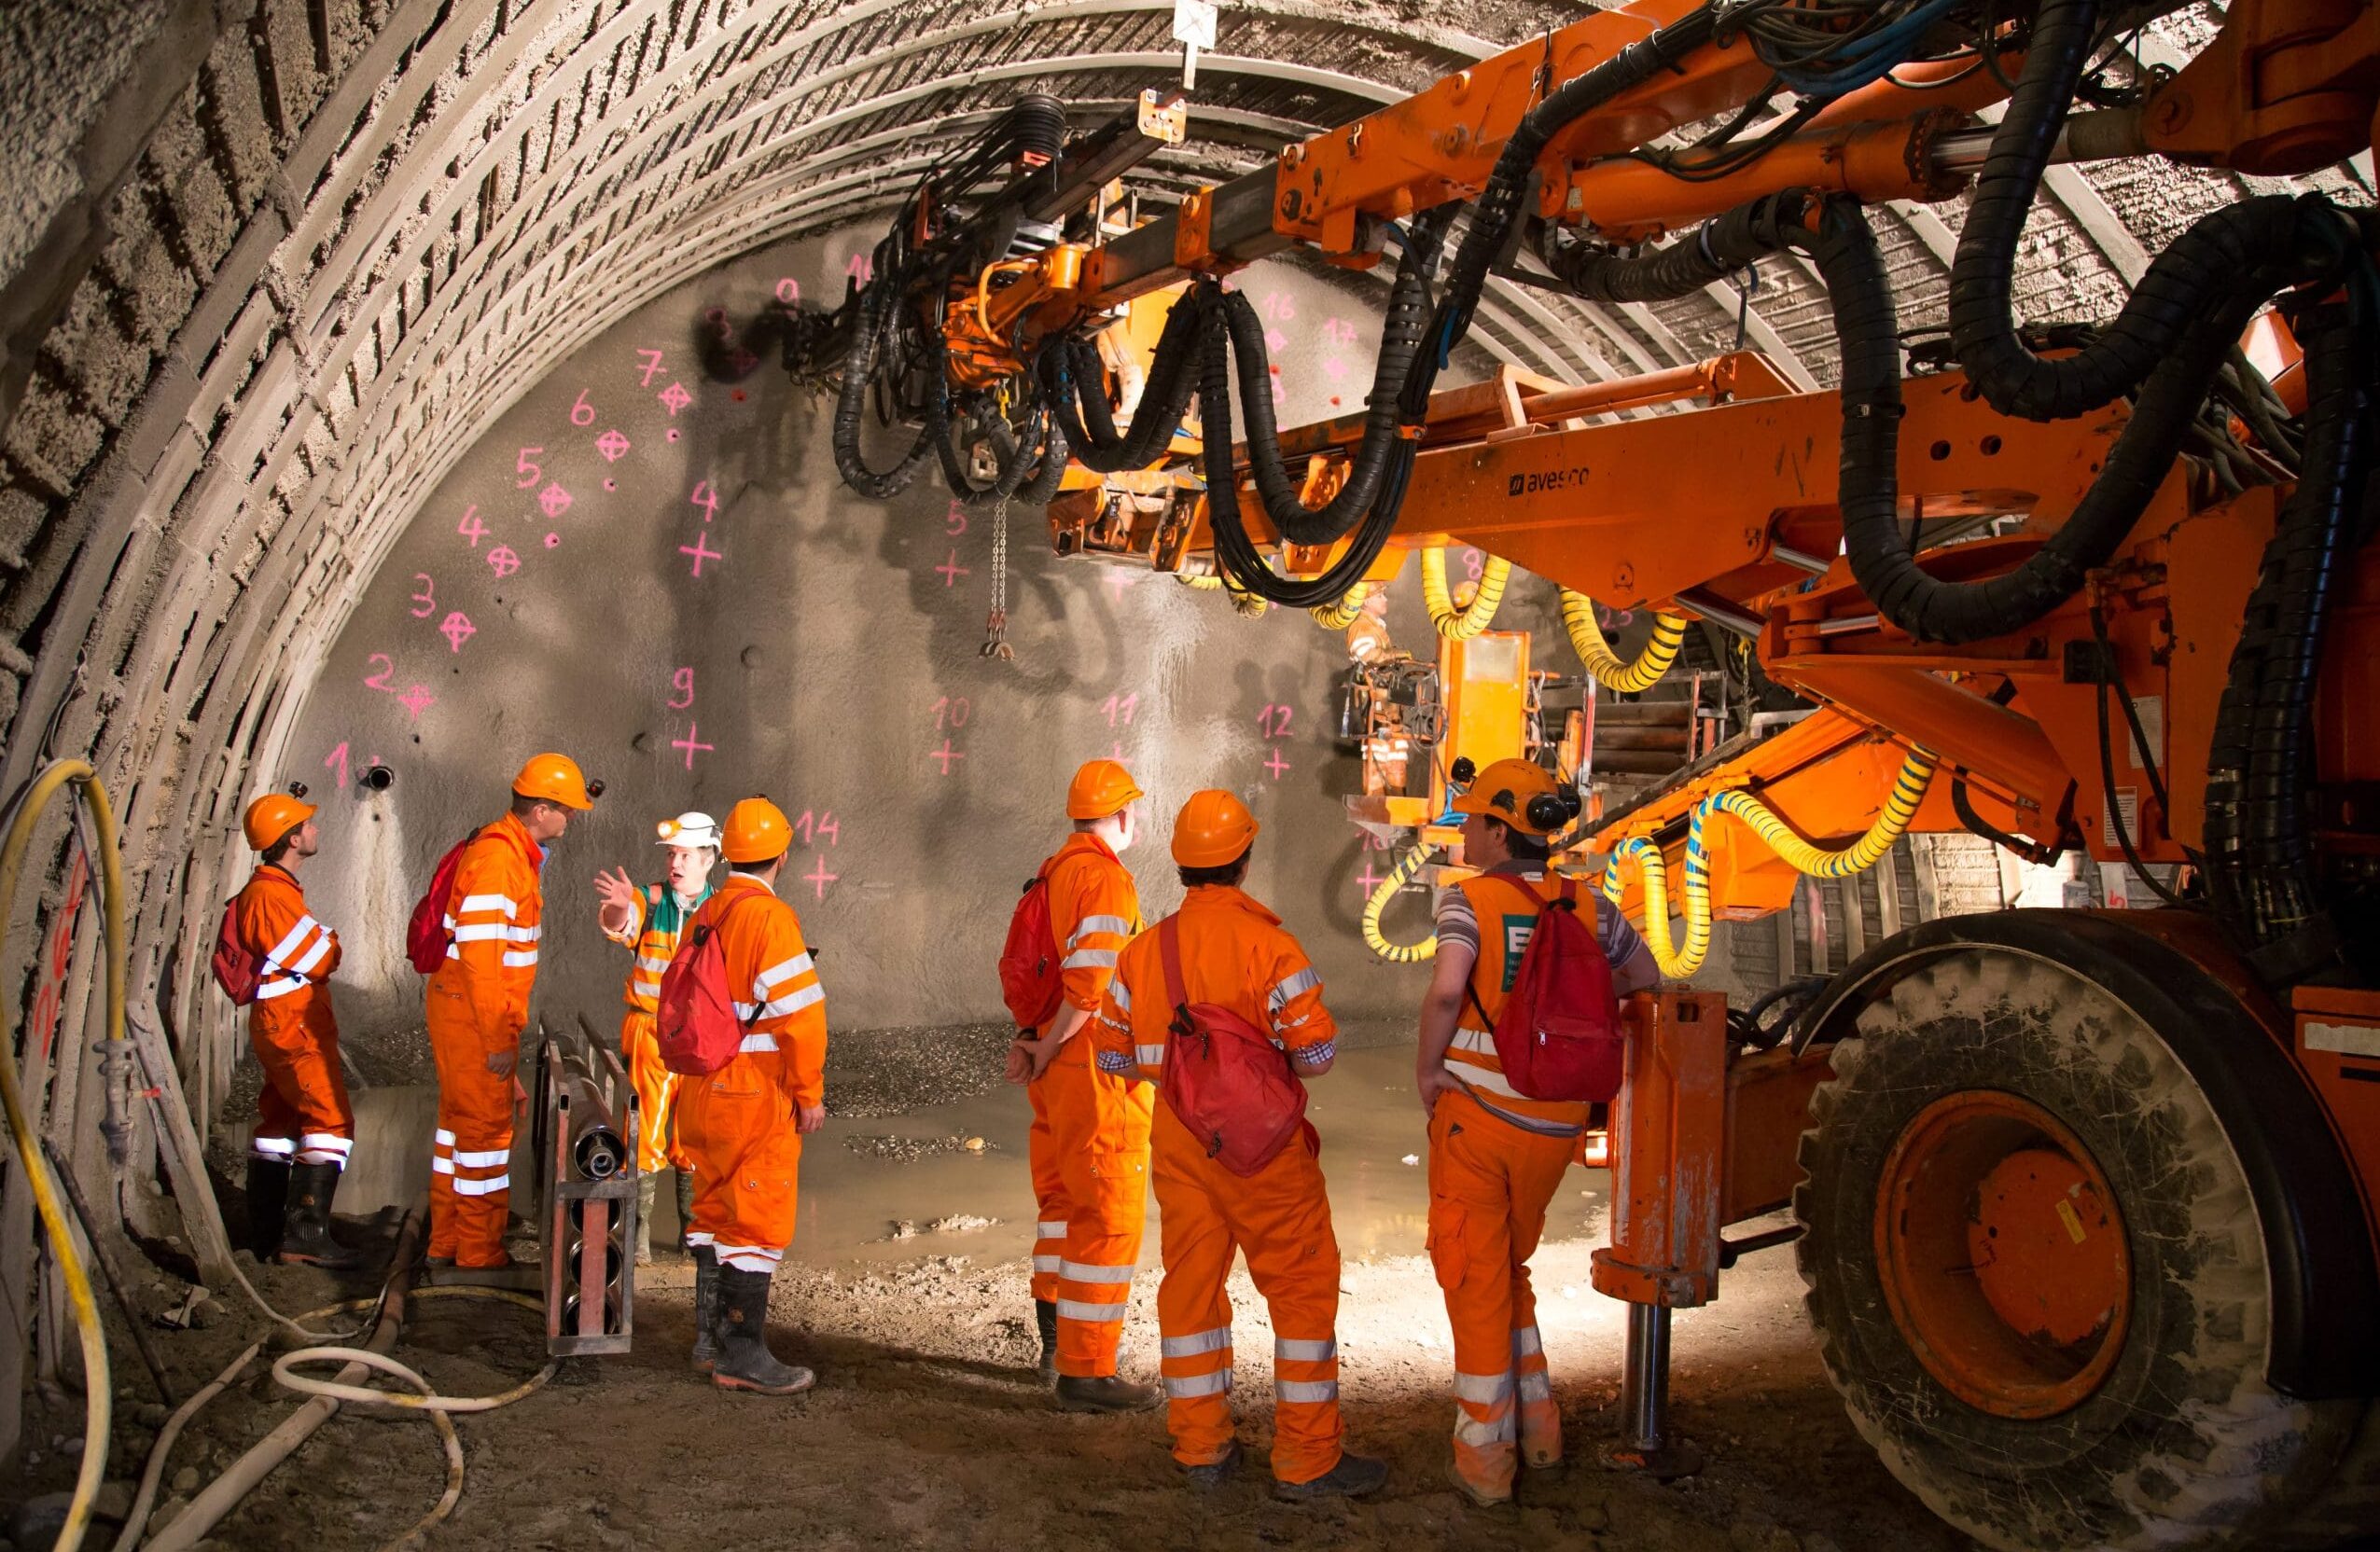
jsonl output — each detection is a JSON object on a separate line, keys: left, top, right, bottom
{"left": 1507, "top": 464, "right": 1591, "bottom": 497}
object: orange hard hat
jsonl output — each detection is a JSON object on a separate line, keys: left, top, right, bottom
{"left": 722, "top": 797, "right": 793, "bottom": 864}
{"left": 1451, "top": 756, "right": 1571, "bottom": 838}
{"left": 512, "top": 752, "right": 593, "bottom": 811}
{"left": 243, "top": 793, "right": 316, "bottom": 852}
{"left": 1065, "top": 758, "right": 1145, "bottom": 820}
{"left": 1171, "top": 789, "right": 1259, "bottom": 868}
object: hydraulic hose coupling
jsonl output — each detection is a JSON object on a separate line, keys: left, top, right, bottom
{"left": 96, "top": 1039, "right": 133, "bottom": 1167}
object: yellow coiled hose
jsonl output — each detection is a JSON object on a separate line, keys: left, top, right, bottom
{"left": 1421, "top": 547, "right": 1509, "bottom": 639}
{"left": 1309, "top": 580, "right": 1371, "bottom": 630}
{"left": 1561, "top": 590, "right": 1691, "bottom": 693}
{"left": 1179, "top": 571, "right": 1269, "bottom": 617}
{"left": 1601, "top": 746, "right": 1941, "bottom": 977}
{"left": 1360, "top": 839, "right": 1439, "bottom": 963}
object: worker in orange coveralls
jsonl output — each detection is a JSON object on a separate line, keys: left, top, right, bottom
{"left": 426, "top": 753, "right": 594, "bottom": 1270}
{"left": 232, "top": 792, "right": 360, "bottom": 1269}
{"left": 595, "top": 811, "right": 720, "bottom": 1263}
{"left": 1090, "top": 790, "right": 1388, "bottom": 1500}
{"left": 676, "top": 797, "right": 828, "bottom": 1396}
{"left": 1415, "top": 757, "right": 1657, "bottom": 1504}
{"left": 1005, "top": 758, "right": 1158, "bottom": 1411}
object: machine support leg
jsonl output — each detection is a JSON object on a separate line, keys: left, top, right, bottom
{"left": 1608, "top": 1303, "right": 1705, "bottom": 1478}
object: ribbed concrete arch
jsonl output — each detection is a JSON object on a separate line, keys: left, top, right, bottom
{"left": 0, "top": 0, "right": 2345, "bottom": 1138}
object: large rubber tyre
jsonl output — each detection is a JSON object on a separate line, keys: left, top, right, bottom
{"left": 1795, "top": 947, "right": 2364, "bottom": 1551}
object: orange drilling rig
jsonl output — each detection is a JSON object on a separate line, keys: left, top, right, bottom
{"left": 708, "top": 0, "right": 2380, "bottom": 1544}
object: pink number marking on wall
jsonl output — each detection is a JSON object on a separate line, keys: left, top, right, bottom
{"left": 946, "top": 500, "right": 967, "bottom": 536}
{"left": 456, "top": 506, "right": 487, "bottom": 547}
{"left": 571, "top": 389, "right": 597, "bottom": 427}
{"left": 793, "top": 810, "right": 839, "bottom": 846}
{"left": 1101, "top": 692, "right": 1138, "bottom": 727}
{"left": 516, "top": 447, "right": 543, "bottom": 488}
{"left": 363, "top": 654, "right": 396, "bottom": 691}
{"left": 670, "top": 667, "right": 696, "bottom": 710}
{"left": 691, "top": 480, "right": 719, "bottom": 522}
{"left": 325, "top": 741, "right": 350, "bottom": 791}
{"left": 776, "top": 277, "right": 801, "bottom": 305}
{"left": 409, "top": 575, "right": 436, "bottom": 618}
{"left": 636, "top": 349, "right": 666, "bottom": 387}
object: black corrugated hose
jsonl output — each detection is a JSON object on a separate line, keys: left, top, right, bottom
{"left": 1199, "top": 0, "right": 1729, "bottom": 603}
{"left": 1809, "top": 188, "right": 2357, "bottom": 644}
{"left": 1039, "top": 291, "right": 1209, "bottom": 474}
{"left": 1538, "top": 193, "right": 1808, "bottom": 304}
{"left": 832, "top": 274, "right": 944, "bottom": 499}
{"left": 2203, "top": 281, "right": 2379, "bottom": 982}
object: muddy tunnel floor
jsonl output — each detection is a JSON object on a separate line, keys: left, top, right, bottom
{"left": 20, "top": 1036, "right": 1982, "bottom": 1552}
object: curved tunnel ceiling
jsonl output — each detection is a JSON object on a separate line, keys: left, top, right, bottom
{"left": 0, "top": 0, "right": 2371, "bottom": 1044}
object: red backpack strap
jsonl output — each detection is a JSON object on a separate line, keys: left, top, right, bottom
{"left": 1158, "top": 915, "right": 1190, "bottom": 1012}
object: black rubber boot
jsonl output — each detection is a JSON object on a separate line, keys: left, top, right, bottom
{"left": 1182, "top": 1441, "right": 1244, "bottom": 1491}
{"left": 1035, "top": 1298, "right": 1059, "bottom": 1379}
{"left": 244, "top": 1157, "right": 290, "bottom": 1262}
{"left": 690, "top": 1245, "right": 719, "bottom": 1373}
{"left": 711, "top": 1266, "right": 814, "bottom": 1395}
{"left": 1274, "top": 1453, "right": 1389, "bottom": 1502}
{"left": 1056, "top": 1374, "right": 1163, "bottom": 1412}
{"left": 634, "top": 1176, "right": 657, "bottom": 1266}
{"left": 674, "top": 1171, "right": 697, "bottom": 1254}
{"left": 276, "top": 1161, "right": 362, "bottom": 1270}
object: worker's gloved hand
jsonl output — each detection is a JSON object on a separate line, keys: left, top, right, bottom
{"left": 1415, "top": 1060, "right": 1463, "bottom": 1117}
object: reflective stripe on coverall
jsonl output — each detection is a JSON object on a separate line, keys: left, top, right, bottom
{"left": 233, "top": 865, "right": 354, "bottom": 1170}
{"left": 1092, "top": 884, "right": 1344, "bottom": 1485}
{"left": 425, "top": 812, "right": 545, "bottom": 1266}
{"left": 604, "top": 883, "right": 707, "bottom": 1172}
{"left": 1026, "top": 831, "right": 1153, "bottom": 1378}
{"left": 675, "top": 875, "right": 827, "bottom": 1274}
{"left": 1429, "top": 866, "right": 1592, "bottom": 1493}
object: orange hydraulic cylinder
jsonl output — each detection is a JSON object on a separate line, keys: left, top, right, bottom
{"left": 1592, "top": 991, "right": 1730, "bottom": 1309}
{"left": 1566, "top": 115, "right": 1964, "bottom": 240}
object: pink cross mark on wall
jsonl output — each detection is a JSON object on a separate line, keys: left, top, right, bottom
{"left": 680, "top": 533, "right": 723, "bottom": 577}
{"left": 1102, "top": 569, "right": 1137, "bottom": 602}
{"left": 1355, "top": 858, "right": 1385, "bottom": 894}
{"left": 659, "top": 381, "right": 692, "bottom": 415}
{"left": 936, "top": 551, "right": 970, "bottom": 588}
{"left": 1264, "top": 747, "right": 1290, "bottom": 780}
{"left": 595, "top": 429, "right": 632, "bottom": 462}
{"left": 672, "top": 725, "right": 714, "bottom": 770}
{"left": 930, "top": 739, "right": 965, "bottom": 775}
{"left": 803, "top": 856, "right": 838, "bottom": 900}
{"left": 397, "top": 685, "right": 437, "bottom": 720}
{"left": 538, "top": 483, "right": 573, "bottom": 519}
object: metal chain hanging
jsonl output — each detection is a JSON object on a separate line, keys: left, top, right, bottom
{"left": 979, "top": 495, "right": 1014, "bottom": 660}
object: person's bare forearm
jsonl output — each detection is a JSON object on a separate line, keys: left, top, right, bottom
{"left": 1417, "top": 986, "right": 1465, "bottom": 1070}
{"left": 1047, "top": 1001, "right": 1095, "bottom": 1048}
{"left": 1613, "top": 941, "right": 1659, "bottom": 998}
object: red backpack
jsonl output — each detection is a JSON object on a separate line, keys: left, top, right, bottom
{"left": 657, "top": 895, "right": 764, "bottom": 1076}
{"left": 995, "top": 866, "right": 1065, "bottom": 1031}
{"left": 1155, "top": 916, "right": 1310, "bottom": 1176}
{"left": 209, "top": 899, "right": 261, "bottom": 1005}
{"left": 405, "top": 833, "right": 478, "bottom": 975}
{"left": 1467, "top": 875, "right": 1624, "bottom": 1102}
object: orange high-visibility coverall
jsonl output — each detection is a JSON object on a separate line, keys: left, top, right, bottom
{"left": 425, "top": 812, "right": 546, "bottom": 1267}
{"left": 232, "top": 866, "right": 353, "bottom": 1170}
{"left": 674, "top": 875, "right": 827, "bottom": 1274}
{"left": 1092, "top": 884, "right": 1344, "bottom": 1486}
{"left": 1429, "top": 864, "right": 1630, "bottom": 1495}
{"left": 1026, "top": 832, "right": 1154, "bottom": 1379}
{"left": 603, "top": 883, "right": 707, "bottom": 1174}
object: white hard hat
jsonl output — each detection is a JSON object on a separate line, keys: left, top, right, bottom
{"left": 655, "top": 811, "right": 721, "bottom": 849}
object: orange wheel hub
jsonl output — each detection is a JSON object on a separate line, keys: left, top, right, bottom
{"left": 1873, "top": 1091, "right": 2131, "bottom": 1419}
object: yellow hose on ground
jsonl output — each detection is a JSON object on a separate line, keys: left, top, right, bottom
{"left": 1601, "top": 746, "right": 1941, "bottom": 977}
{"left": 1361, "top": 840, "right": 1439, "bottom": 963}
{"left": 1420, "top": 547, "right": 1509, "bottom": 639}
{"left": 1309, "top": 580, "right": 1371, "bottom": 630}
{"left": 0, "top": 760, "right": 130, "bottom": 1552}
{"left": 1561, "top": 590, "right": 1691, "bottom": 693}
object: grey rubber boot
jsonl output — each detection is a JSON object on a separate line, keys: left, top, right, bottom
{"left": 674, "top": 1171, "right": 697, "bottom": 1254}
{"left": 244, "top": 1157, "right": 291, "bottom": 1262}
{"left": 1274, "top": 1453, "right": 1389, "bottom": 1502}
{"left": 690, "top": 1245, "right": 719, "bottom": 1372}
{"left": 711, "top": 1266, "right": 814, "bottom": 1396}
{"left": 634, "top": 1175, "right": 657, "bottom": 1266}
{"left": 277, "top": 1161, "right": 362, "bottom": 1270}
{"left": 1035, "top": 1298, "right": 1059, "bottom": 1379}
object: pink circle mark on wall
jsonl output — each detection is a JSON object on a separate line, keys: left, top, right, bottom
{"left": 604, "top": 478, "right": 618, "bottom": 492}
{"left": 545, "top": 533, "right": 561, "bottom": 548}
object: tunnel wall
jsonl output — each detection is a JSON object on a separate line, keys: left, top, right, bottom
{"left": 283, "top": 230, "right": 1554, "bottom": 1044}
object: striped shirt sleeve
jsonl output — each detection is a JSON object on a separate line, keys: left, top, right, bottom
{"left": 1263, "top": 935, "right": 1337, "bottom": 1057}
{"left": 1056, "top": 857, "right": 1139, "bottom": 1012}
{"left": 1434, "top": 885, "right": 1480, "bottom": 956}
{"left": 744, "top": 908, "right": 828, "bottom": 1107}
